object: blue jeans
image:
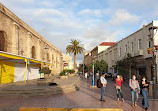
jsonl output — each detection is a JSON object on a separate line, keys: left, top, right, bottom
{"left": 101, "top": 86, "right": 105, "bottom": 100}
{"left": 131, "top": 88, "right": 138, "bottom": 103}
{"left": 142, "top": 89, "right": 149, "bottom": 108}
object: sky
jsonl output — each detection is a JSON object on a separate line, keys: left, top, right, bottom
{"left": 1, "top": 0, "right": 158, "bottom": 63}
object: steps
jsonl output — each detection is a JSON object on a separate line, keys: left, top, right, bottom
{"left": 0, "top": 77, "right": 81, "bottom": 97}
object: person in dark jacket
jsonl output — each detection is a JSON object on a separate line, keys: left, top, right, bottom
{"left": 141, "top": 76, "right": 149, "bottom": 110}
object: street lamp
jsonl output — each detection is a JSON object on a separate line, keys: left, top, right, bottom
{"left": 147, "top": 26, "right": 158, "bottom": 99}
{"left": 91, "top": 56, "right": 95, "bottom": 86}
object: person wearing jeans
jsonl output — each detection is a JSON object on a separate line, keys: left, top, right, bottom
{"left": 115, "top": 75, "right": 124, "bottom": 102}
{"left": 141, "top": 77, "right": 149, "bottom": 110}
{"left": 131, "top": 88, "right": 139, "bottom": 105}
{"left": 129, "top": 75, "right": 140, "bottom": 107}
{"left": 100, "top": 73, "right": 107, "bottom": 101}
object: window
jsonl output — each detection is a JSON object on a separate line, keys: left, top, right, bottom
{"left": 46, "top": 53, "right": 50, "bottom": 62}
{"left": 52, "top": 55, "right": 54, "bottom": 66}
{"left": 125, "top": 45, "right": 127, "bottom": 53}
{"left": 131, "top": 42, "right": 133, "bottom": 52}
{"left": 31, "top": 46, "right": 35, "bottom": 59}
{"left": 0, "top": 31, "right": 6, "bottom": 51}
{"left": 148, "top": 41, "right": 151, "bottom": 48}
{"left": 119, "top": 48, "right": 121, "bottom": 57}
{"left": 56, "top": 57, "right": 58, "bottom": 68}
{"left": 138, "top": 39, "right": 142, "bottom": 50}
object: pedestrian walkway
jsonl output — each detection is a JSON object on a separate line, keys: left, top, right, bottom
{"left": 0, "top": 76, "right": 157, "bottom": 111}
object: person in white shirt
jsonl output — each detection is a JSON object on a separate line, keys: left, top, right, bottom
{"left": 85, "top": 72, "right": 87, "bottom": 79}
{"left": 100, "top": 73, "right": 107, "bottom": 101}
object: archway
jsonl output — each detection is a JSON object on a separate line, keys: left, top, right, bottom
{"left": 32, "top": 46, "right": 35, "bottom": 59}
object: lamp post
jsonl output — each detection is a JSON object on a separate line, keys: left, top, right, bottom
{"left": 92, "top": 57, "right": 95, "bottom": 86}
{"left": 148, "top": 26, "right": 158, "bottom": 99}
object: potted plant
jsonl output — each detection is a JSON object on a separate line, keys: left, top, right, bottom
{"left": 68, "top": 69, "right": 75, "bottom": 77}
{"left": 40, "top": 67, "right": 51, "bottom": 78}
{"left": 37, "top": 67, "right": 52, "bottom": 86}
{"left": 147, "top": 48, "right": 152, "bottom": 54}
{"left": 59, "top": 70, "right": 68, "bottom": 79}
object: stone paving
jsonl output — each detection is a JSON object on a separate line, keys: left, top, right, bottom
{"left": 0, "top": 76, "right": 158, "bottom": 111}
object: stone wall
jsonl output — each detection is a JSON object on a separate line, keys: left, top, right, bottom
{"left": 0, "top": 3, "right": 63, "bottom": 74}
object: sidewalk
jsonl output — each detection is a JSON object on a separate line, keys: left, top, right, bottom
{"left": 0, "top": 76, "right": 157, "bottom": 111}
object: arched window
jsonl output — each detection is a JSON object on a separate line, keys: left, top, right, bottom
{"left": 0, "top": 31, "right": 6, "bottom": 51}
{"left": 32, "top": 46, "right": 35, "bottom": 59}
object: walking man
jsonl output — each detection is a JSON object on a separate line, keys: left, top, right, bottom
{"left": 100, "top": 73, "right": 107, "bottom": 101}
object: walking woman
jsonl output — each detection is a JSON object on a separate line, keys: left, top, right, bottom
{"left": 129, "top": 75, "right": 140, "bottom": 107}
{"left": 141, "top": 76, "right": 149, "bottom": 110}
{"left": 115, "top": 75, "right": 124, "bottom": 102}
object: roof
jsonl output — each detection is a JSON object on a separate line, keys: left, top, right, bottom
{"left": 99, "top": 42, "right": 116, "bottom": 46}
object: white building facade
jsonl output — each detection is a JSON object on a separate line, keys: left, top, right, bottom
{"left": 98, "top": 21, "right": 158, "bottom": 82}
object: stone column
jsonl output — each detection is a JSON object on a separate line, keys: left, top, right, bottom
{"left": 27, "top": 32, "right": 32, "bottom": 58}
{"left": 12, "top": 22, "right": 19, "bottom": 55}
{"left": 36, "top": 38, "right": 41, "bottom": 60}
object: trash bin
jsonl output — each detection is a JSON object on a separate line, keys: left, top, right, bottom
{"left": 149, "top": 81, "right": 153, "bottom": 97}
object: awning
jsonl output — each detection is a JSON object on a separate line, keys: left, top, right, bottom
{"left": 0, "top": 51, "right": 52, "bottom": 83}
{"left": 0, "top": 51, "right": 51, "bottom": 65}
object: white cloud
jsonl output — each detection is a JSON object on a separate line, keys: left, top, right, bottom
{"left": 78, "top": 9, "right": 103, "bottom": 17}
{"left": 139, "top": 20, "right": 148, "bottom": 28}
{"left": 83, "top": 25, "right": 117, "bottom": 51}
{"left": 78, "top": 8, "right": 112, "bottom": 17}
{"left": 108, "top": 9, "right": 140, "bottom": 27}
{"left": 3, "top": 0, "right": 156, "bottom": 62}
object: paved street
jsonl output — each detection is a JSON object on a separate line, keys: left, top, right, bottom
{"left": 0, "top": 76, "right": 158, "bottom": 111}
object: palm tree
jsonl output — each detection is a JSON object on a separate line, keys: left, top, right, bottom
{"left": 66, "top": 39, "right": 84, "bottom": 70}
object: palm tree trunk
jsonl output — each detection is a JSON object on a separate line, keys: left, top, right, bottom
{"left": 74, "top": 53, "right": 76, "bottom": 70}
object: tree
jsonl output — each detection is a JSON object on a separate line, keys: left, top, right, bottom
{"left": 116, "top": 53, "right": 136, "bottom": 78}
{"left": 125, "top": 53, "right": 136, "bottom": 79}
{"left": 87, "top": 64, "right": 92, "bottom": 73}
{"left": 66, "top": 39, "right": 84, "bottom": 70}
{"left": 99, "top": 59, "right": 108, "bottom": 74}
{"left": 94, "top": 60, "right": 100, "bottom": 73}
{"left": 116, "top": 59, "right": 128, "bottom": 77}
{"left": 94, "top": 59, "right": 108, "bottom": 74}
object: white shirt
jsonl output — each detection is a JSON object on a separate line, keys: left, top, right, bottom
{"left": 100, "top": 76, "right": 107, "bottom": 87}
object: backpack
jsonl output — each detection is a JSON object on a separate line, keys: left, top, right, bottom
{"left": 97, "top": 78, "right": 103, "bottom": 88}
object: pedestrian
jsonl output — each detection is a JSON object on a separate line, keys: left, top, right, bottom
{"left": 85, "top": 72, "right": 87, "bottom": 79}
{"left": 129, "top": 75, "right": 140, "bottom": 107}
{"left": 100, "top": 73, "right": 107, "bottom": 101}
{"left": 115, "top": 75, "right": 124, "bottom": 102}
{"left": 141, "top": 76, "right": 149, "bottom": 110}
{"left": 96, "top": 72, "right": 99, "bottom": 80}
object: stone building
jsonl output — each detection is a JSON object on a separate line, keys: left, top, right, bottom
{"left": 0, "top": 3, "right": 63, "bottom": 74}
